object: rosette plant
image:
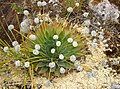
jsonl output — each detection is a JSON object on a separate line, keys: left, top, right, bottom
{"left": 26, "top": 20, "right": 86, "bottom": 78}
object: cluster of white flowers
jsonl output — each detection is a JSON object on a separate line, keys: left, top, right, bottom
{"left": 82, "top": 27, "right": 90, "bottom": 36}
{"left": 74, "top": 61, "right": 80, "bottom": 67}
{"left": 14, "top": 44, "right": 20, "bottom": 52}
{"left": 33, "top": 49, "right": 39, "bottom": 55}
{"left": 34, "top": 18, "right": 39, "bottom": 24}
{"left": 37, "top": 1, "right": 47, "bottom": 7}
{"left": 12, "top": 41, "right": 18, "bottom": 47}
{"left": 20, "top": 19, "right": 30, "bottom": 33}
{"left": 70, "top": 55, "right": 76, "bottom": 62}
{"left": 49, "top": 62, "right": 55, "bottom": 68}
{"left": 3, "top": 47, "right": 9, "bottom": 53}
{"left": 35, "top": 44, "right": 40, "bottom": 50}
{"left": 56, "top": 41, "right": 61, "bottom": 47}
{"left": 67, "top": 7, "right": 73, "bottom": 13}
{"left": 91, "top": 30, "right": 97, "bottom": 37}
{"left": 53, "top": 35, "right": 59, "bottom": 39}
{"left": 51, "top": 48, "right": 55, "bottom": 54}
{"left": 83, "top": 12, "right": 89, "bottom": 17}
{"left": 60, "top": 67, "right": 65, "bottom": 74}
{"left": 72, "top": 41, "right": 78, "bottom": 47}
{"left": 77, "top": 66, "right": 83, "bottom": 72}
{"left": 75, "top": 3, "right": 79, "bottom": 7}
{"left": 84, "top": 19, "right": 91, "bottom": 26}
{"left": 67, "top": 38, "right": 73, "bottom": 43}
{"left": 15, "top": 60, "right": 21, "bottom": 67}
{"left": 91, "top": 42, "right": 97, "bottom": 48}
{"left": 59, "top": 54, "right": 64, "bottom": 60}
{"left": 24, "top": 61, "right": 30, "bottom": 68}
{"left": 89, "top": 0, "right": 120, "bottom": 21}
{"left": 8, "top": 24, "right": 14, "bottom": 31}
{"left": 23, "top": 10, "right": 29, "bottom": 16}
{"left": 29, "top": 34, "right": 37, "bottom": 40}
{"left": 112, "top": 60, "right": 119, "bottom": 65}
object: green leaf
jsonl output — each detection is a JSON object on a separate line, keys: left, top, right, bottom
{"left": 58, "top": 61, "right": 74, "bottom": 69}
{"left": 39, "top": 67, "right": 49, "bottom": 73}
{"left": 37, "top": 62, "right": 46, "bottom": 67}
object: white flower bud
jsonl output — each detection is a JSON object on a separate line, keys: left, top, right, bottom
{"left": 3, "top": 47, "right": 9, "bottom": 53}
{"left": 33, "top": 49, "right": 39, "bottom": 55}
{"left": 67, "top": 7, "right": 73, "bottom": 13}
{"left": 51, "top": 48, "right": 55, "bottom": 54}
{"left": 82, "top": 27, "right": 90, "bottom": 35}
{"left": 14, "top": 45, "right": 20, "bottom": 52}
{"left": 12, "top": 41, "right": 18, "bottom": 47}
{"left": 84, "top": 19, "right": 91, "bottom": 26}
{"left": 49, "top": 62, "right": 55, "bottom": 68}
{"left": 29, "top": 34, "right": 36, "bottom": 40}
{"left": 98, "top": 35, "right": 104, "bottom": 40}
{"left": 8, "top": 25, "right": 14, "bottom": 31}
{"left": 91, "top": 30, "right": 97, "bottom": 36}
{"left": 83, "top": 12, "right": 89, "bottom": 17}
{"left": 77, "top": 66, "right": 83, "bottom": 72}
{"left": 67, "top": 38, "right": 73, "bottom": 43}
{"left": 15, "top": 60, "right": 21, "bottom": 67}
{"left": 75, "top": 3, "right": 79, "bottom": 7}
{"left": 70, "top": 55, "right": 76, "bottom": 62}
{"left": 56, "top": 41, "right": 61, "bottom": 47}
{"left": 74, "top": 61, "right": 80, "bottom": 67}
{"left": 60, "top": 67, "right": 65, "bottom": 74}
{"left": 91, "top": 42, "right": 97, "bottom": 48}
{"left": 23, "top": 10, "right": 29, "bottom": 16}
{"left": 37, "top": 1, "right": 42, "bottom": 6}
{"left": 35, "top": 44, "right": 40, "bottom": 50}
{"left": 72, "top": 41, "right": 78, "bottom": 47}
{"left": 53, "top": 35, "right": 59, "bottom": 39}
{"left": 59, "top": 54, "right": 64, "bottom": 60}
{"left": 24, "top": 62, "right": 30, "bottom": 68}
{"left": 34, "top": 18, "right": 39, "bottom": 24}
{"left": 41, "top": 1, "right": 47, "bottom": 6}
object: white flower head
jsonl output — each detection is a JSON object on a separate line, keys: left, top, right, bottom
{"left": 23, "top": 10, "right": 29, "bottom": 16}
{"left": 56, "top": 41, "right": 61, "bottom": 47}
{"left": 49, "top": 62, "right": 55, "bottom": 68}
{"left": 53, "top": 35, "right": 59, "bottom": 39}
{"left": 24, "top": 62, "right": 30, "bottom": 68}
{"left": 67, "top": 38, "right": 73, "bottom": 43}
{"left": 15, "top": 60, "right": 21, "bottom": 67}
{"left": 60, "top": 67, "right": 65, "bottom": 74}
{"left": 83, "top": 12, "right": 89, "bottom": 17}
{"left": 70, "top": 55, "right": 76, "bottom": 62}
{"left": 74, "top": 61, "right": 80, "bottom": 67}
{"left": 14, "top": 45, "right": 20, "bottom": 52}
{"left": 34, "top": 18, "right": 39, "bottom": 24}
{"left": 72, "top": 41, "right": 78, "bottom": 47}
{"left": 59, "top": 54, "right": 64, "bottom": 60}
{"left": 91, "top": 30, "right": 97, "bottom": 36}
{"left": 29, "top": 34, "right": 36, "bottom": 40}
{"left": 82, "top": 27, "right": 90, "bottom": 35}
{"left": 12, "top": 41, "right": 18, "bottom": 47}
{"left": 91, "top": 42, "right": 97, "bottom": 48}
{"left": 84, "top": 19, "right": 91, "bottom": 26}
{"left": 41, "top": 1, "right": 47, "bottom": 6}
{"left": 8, "top": 24, "right": 14, "bottom": 31}
{"left": 77, "top": 66, "right": 83, "bottom": 72}
{"left": 33, "top": 49, "right": 39, "bottom": 55}
{"left": 35, "top": 44, "right": 40, "bottom": 50}
{"left": 37, "top": 1, "right": 42, "bottom": 6}
{"left": 3, "top": 47, "right": 9, "bottom": 53}
{"left": 51, "top": 48, "right": 55, "bottom": 54}
{"left": 75, "top": 3, "right": 79, "bottom": 7}
{"left": 67, "top": 7, "right": 73, "bottom": 13}
{"left": 98, "top": 35, "right": 104, "bottom": 40}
